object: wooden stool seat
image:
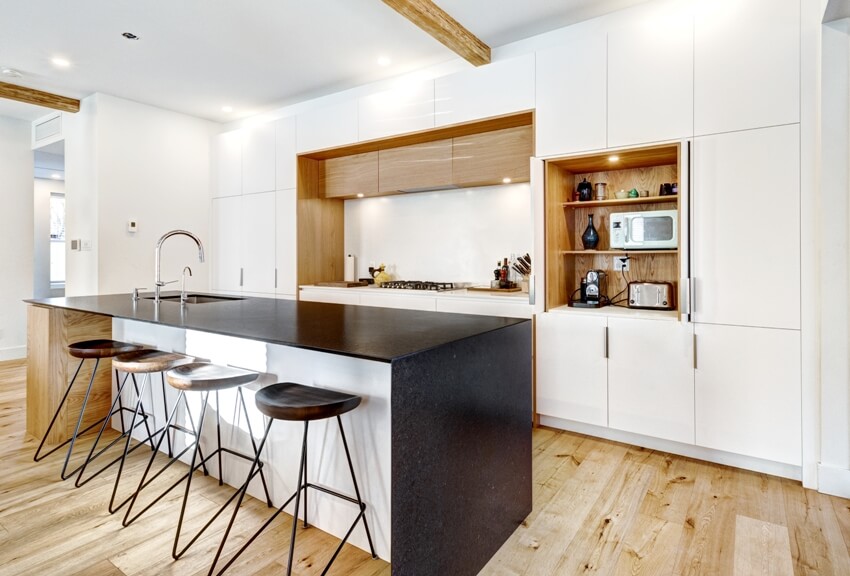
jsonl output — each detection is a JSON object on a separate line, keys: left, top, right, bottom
{"left": 255, "top": 383, "right": 361, "bottom": 422}
{"left": 68, "top": 339, "right": 143, "bottom": 359}
{"left": 165, "top": 362, "right": 258, "bottom": 392}
{"left": 113, "top": 350, "right": 195, "bottom": 373}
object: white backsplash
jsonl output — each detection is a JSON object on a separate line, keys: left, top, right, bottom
{"left": 344, "top": 183, "right": 532, "bottom": 283}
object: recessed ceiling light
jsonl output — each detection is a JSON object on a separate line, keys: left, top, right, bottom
{"left": 51, "top": 57, "right": 71, "bottom": 68}
{"left": 1, "top": 68, "right": 22, "bottom": 78}
{"left": 356, "top": 193, "right": 365, "bottom": 198}
{"left": 608, "top": 155, "right": 620, "bottom": 162}
{"left": 502, "top": 177, "right": 512, "bottom": 184}
{"left": 221, "top": 105, "right": 233, "bottom": 113}
{"left": 377, "top": 56, "right": 392, "bottom": 67}
{"left": 51, "top": 173, "right": 61, "bottom": 179}
{"left": 122, "top": 32, "right": 140, "bottom": 40}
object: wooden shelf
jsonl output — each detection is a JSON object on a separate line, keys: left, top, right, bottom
{"left": 548, "top": 304, "right": 680, "bottom": 321}
{"left": 561, "top": 249, "right": 678, "bottom": 255}
{"left": 562, "top": 196, "right": 676, "bottom": 209}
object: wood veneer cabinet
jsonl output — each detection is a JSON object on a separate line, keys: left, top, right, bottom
{"left": 453, "top": 125, "right": 532, "bottom": 187}
{"left": 26, "top": 305, "right": 113, "bottom": 443}
{"left": 321, "top": 151, "right": 379, "bottom": 199}
{"left": 378, "top": 139, "right": 452, "bottom": 194}
{"left": 544, "top": 143, "right": 682, "bottom": 316}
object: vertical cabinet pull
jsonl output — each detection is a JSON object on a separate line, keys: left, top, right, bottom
{"left": 275, "top": 268, "right": 278, "bottom": 289}
{"left": 604, "top": 326, "right": 609, "bottom": 359}
{"left": 239, "top": 268, "right": 244, "bottom": 287}
{"left": 693, "top": 333, "right": 698, "bottom": 369}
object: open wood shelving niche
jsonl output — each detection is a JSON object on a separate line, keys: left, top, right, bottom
{"left": 544, "top": 142, "right": 683, "bottom": 318}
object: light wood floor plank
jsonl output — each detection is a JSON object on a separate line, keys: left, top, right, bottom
{"left": 733, "top": 514, "right": 794, "bottom": 576}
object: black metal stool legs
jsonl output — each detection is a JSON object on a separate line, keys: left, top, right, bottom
{"left": 211, "top": 415, "right": 375, "bottom": 576}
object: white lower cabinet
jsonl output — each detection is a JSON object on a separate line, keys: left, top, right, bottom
{"left": 694, "top": 323, "right": 801, "bottom": 466}
{"left": 275, "top": 189, "right": 297, "bottom": 297}
{"left": 608, "top": 318, "right": 695, "bottom": 444}
{"left": 536, "top": 313, "right": 608, "bottom": 427}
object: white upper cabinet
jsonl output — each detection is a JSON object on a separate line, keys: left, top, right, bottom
{"left": 607, "top": 2, "right": 694, "bottom": 147}
{"left": 358, "top": 79, "right": 435, "bottom": 141}
{"left": 692, "top": 124, "right": 800, "bottom": 329}
{"left": 694, "top": 323, "right": 801, "bottom": 466}
{"left": 694, "top": 0, "right": 800, "bottom": 136}
{"left": 241, "top": 122, "right": 276, "bottom": 195}
{"left": 213, "top": 130, "right": 241, "bottom": 198}
{"left": 434, "top": 54, "right": 535, "bottom": 127}
{"left": 275, "top": 188, "right": 297, "bottom": 297}
{"left": 608, "top": 318, "right": 694, "bottom": 445}
{"left": 536, "top": 312, "right": 608, "bottom": 427}
{"left": 535, "top": 25, "right": 607, "bottom": 157}
{"left": 296, "top": 99, "right": 358, "bottom": 153}
{"left": 275, "top": 116, "right": 297, "bottom": 191}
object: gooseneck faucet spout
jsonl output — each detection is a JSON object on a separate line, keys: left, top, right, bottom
{"left": 154, "top": 230, "right": 205, "bottom": 303}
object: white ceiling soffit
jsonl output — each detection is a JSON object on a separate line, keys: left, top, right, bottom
{"left": 824, "top": 0, "right": 850, "bottom": 23}
{"left": 0, "top": 98, "right": 55, "bottom": 121}
{"left": 0, "top": 0, "right": 651, "bottom": 124}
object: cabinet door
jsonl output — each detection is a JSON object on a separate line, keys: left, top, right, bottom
{"left": 321, "top": 152, "right": 379, "bottom": 199}
{"left": 694, "top": 0, "right": 799, "bottom": 136}
{"left": 296, "top": 99, "right": 358, "bottom": 153}
{"left": 275, "top": 116, "right": 297, "bottom": 190}
{"left": 378, "top": 140, "right": 451, "bottom": 194}
{"left": 358, "top": 292, "right": 437, "bottom": 312}
{"left": 434, "top": 54, "right": 534, "bottom": 127}
{"left": 358, "top": 80, "right": 435, "bottom": 141}
{"left": 211, "top": 196, "right": 242, "bottom": 292}
{"left": 242, "top": 122, "right": 276, "bottom": 195}
{"left": 608, "top": 318, "right": 694, "bottom": 444}
{"left": 607, "top": 3, "right": 693, "bottom": 147}
{"left": 213, "top": 130, "right": 241, "bottom": 198}
{"left": 275, "top": 188, "right": 297, "bottom": 297}
{"left": 694, "top": 323, "right": 801, "bottom": 465}
{"left": 692, "top": 125, "right": 800, "bottom": 329}
{"left": 535, "top": 25, "right": 607, "bottom": 157}
{"left": 536, "top": 313, "right": 608, "bottom": 426}
{"left": 240, "top": 192, "right": 276, "bottom": 294}
{"left": 452, "top": 125, "right": 533, "bottom": 187}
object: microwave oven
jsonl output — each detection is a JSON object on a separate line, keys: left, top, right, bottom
{"left": 609, "top": 210, "right": 678, "bottom": 250}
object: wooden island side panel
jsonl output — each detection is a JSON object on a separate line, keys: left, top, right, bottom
{"left": 26, "top": 305, "right": 114, "bottom": 443}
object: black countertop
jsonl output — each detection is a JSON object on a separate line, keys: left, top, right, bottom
{"left": 26, "top": 293, "right": 529, "bottom": 363}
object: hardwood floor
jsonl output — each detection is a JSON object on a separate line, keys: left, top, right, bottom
{"left": 2, "top": 358, "right": 849, "bottom": 575}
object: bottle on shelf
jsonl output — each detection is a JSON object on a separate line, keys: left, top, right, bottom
{"left": 500, "top": 258, "right": 509, "bottom": 288}
{"left": 581, "top": 214, "right": 600, "bottom": 250}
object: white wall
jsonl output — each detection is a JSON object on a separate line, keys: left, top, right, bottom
{"left": 818, "top": 17, "right": 850, "bottom": 498}
{"left": 344, "top": 183, "right": 532, "bottom": 283}
{"left": 0, "top": 116, "right": 34, "bottom": 360}
{"left": 62, "top": 94, "right": 216, "bottom": 296}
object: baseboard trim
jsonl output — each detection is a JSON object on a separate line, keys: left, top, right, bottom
{"left": 0, "top": 346, "right": 27, "bottom": 361}
{"left": 818, "top": 464, "right": 850, "bottom": 498}
{"left": 538, "top": 415, "right": 802, "bottom": 481}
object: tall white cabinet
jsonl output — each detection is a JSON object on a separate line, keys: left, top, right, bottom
{"left": 211, "top": 117, "right": 298, "bottom": 297}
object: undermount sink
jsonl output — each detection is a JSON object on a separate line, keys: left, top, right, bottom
{"left": 144, "top": 294, "right": 245, "bottom": 304}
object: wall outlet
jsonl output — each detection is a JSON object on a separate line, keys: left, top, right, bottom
{"left": 614, "top": 256, "right": 630, "bottom": 272}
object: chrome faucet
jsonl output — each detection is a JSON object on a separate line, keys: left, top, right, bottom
{"left": 180, "top": 266, "right": 193, "bottom": 304}
{"left": 154, "top": 230, "right": 205, "bottom": 303}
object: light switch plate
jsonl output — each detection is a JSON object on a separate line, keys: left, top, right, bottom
{"left": 128, "top": 219, "right": 138, "bottom": 233}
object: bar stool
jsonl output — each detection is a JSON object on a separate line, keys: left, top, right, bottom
{"left": 33, "top": 339, "right": 146, "bottom": 481}
{"left": 210, "top": 382, "right": 376, "bottom": 576}
{"left": 76, "top": 349, "right": 197, "bottom": 513}
{"left": 122, "top": 362, "right": 272, "bottom": 560}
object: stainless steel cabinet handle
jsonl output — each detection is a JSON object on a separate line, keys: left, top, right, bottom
{"left": 604, "top": 326, "right": 609, "bottom": 359}
{"left": 275, "top": 268, "right": 278, "bottom": 289}
{"left": 239, "top": 268, "right": 244, "bottom": 287}
{"left": 693, "top": 333, "right": 698, "bottom": 370}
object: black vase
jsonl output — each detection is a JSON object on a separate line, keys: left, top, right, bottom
{"left": 581, "top": 214, "right": 599, "bottom": 249}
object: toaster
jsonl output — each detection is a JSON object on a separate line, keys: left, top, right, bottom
{"left": 628, "top": 282, "right": 674, "bottom": 310}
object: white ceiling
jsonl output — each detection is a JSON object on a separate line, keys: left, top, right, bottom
{"left": 0, "top": 0, "right": 650, "bottom": 124}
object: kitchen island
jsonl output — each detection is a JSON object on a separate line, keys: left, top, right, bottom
{"left": 25, "top": 293, "right": 532, "bottom": 576}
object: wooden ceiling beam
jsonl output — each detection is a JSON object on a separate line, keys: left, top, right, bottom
{"left": 382, "top": 0, "right": 491, "bottom": 66}
{"left": 0, "top": 81, "right": 80, "bottom": 113}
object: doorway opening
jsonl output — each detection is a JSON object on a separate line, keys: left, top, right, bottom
{"left": 33, "top": 139, "right": 65, "bottom": 298}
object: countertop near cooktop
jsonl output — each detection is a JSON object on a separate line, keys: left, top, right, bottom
{"left": 26, "top": 293, "right": 529, "bottom": 363}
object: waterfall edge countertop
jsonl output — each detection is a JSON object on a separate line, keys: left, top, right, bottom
{"left": 25, "top": 292, "right": 528, "bottom": 363}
